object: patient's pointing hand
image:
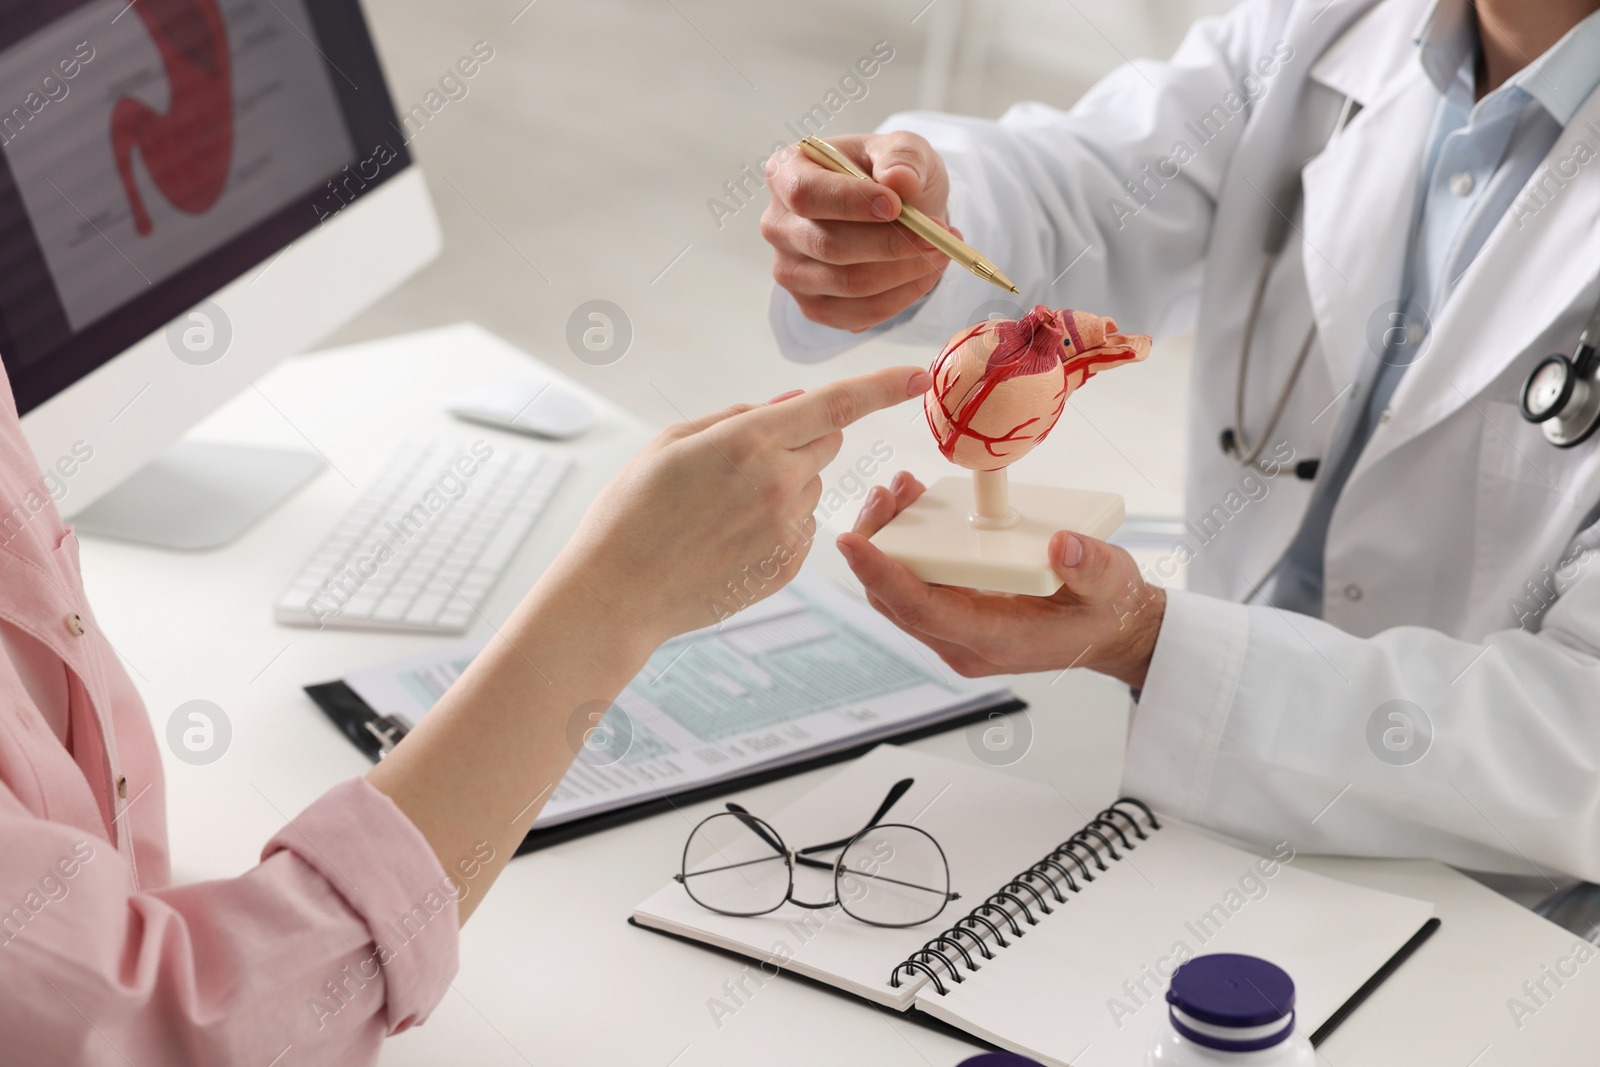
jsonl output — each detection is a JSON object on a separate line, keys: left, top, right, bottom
{"left": 553, "top": 368, "right": 933, "bottom": 649}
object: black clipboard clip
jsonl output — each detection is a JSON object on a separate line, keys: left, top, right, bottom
{"left": 364, "top": 713, "right": 413, "bottom": 758}
{"left": 304, "top": 680, "right": 413, "bottom": 760}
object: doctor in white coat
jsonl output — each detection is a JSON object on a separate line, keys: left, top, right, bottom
{"left": 762, "top": 0, "right": 1600, "bottom": 903}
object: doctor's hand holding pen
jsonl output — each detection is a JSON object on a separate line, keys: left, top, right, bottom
{"left": 761, "top": 132, "right": 957, "bottom": 332}
{"left": 368, "top": 365, "right": 933, "bottom": 922}
{"left": 837, "top": 476, "right": 1168, "bottom": 690}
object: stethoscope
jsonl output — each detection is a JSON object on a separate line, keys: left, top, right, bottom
{"left": 1520, "top": 295, "right": 1600, "bottom": 447}
{"left": 1223, "top": 93, "right": 1600, "bottom": 469}
{"left": 1220, "top": 96, "right": 1360, "bottom": 479}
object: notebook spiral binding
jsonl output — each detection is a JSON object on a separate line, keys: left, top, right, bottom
{"left": 888, "top": 797, "right": 1160, "bottom": 996}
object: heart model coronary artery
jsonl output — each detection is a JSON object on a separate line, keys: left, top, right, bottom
{"left": 924, "top": 305, "right": 1152, "bottom": 471}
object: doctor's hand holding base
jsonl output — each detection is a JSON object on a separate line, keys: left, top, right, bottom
{"left": 838, "top": 474, "right": 1166, "bottom": 689}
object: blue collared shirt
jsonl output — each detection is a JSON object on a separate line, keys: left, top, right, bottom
{"left": 1266, "top": 0, "right": 1600, "bottom": 617}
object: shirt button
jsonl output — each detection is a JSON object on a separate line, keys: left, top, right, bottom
{"left": 65, "top": 612, "right": 85, "bottom": 636}
{"left": 1448, "top": 172, "right": 1474, "bottom": 196}
{"left": 1344, "top": 583, "right": 1364, "bottom": 602}
{"left": 1379, "top": 407, "right": 1393, "bottom": 424}
{"left": 116, "top": 775, "right": 128, "bottom": 800}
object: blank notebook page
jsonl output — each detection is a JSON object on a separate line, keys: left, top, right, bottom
{"left": 913, "top": 820, "right": 1435, "bottom": 1066}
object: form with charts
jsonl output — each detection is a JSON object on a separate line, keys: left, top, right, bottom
{"left": 338, "top": 572, "right": 1015, "bottom": 828}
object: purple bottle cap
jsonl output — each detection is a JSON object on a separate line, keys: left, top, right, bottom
{"left": 1166, "top": 953, "right": 1296, "bottom": 1052}
{"left": 956, "top": 1055, "right": 1046, "bottom": 1067}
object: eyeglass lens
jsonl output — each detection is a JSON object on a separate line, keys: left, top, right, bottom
{"left": 836, "top": 824, "right": 951, "bottom": 927}
{"left": 680, "top": 811, "right": 791, "bottom": 916}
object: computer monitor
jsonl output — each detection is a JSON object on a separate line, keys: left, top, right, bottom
{"left": 0, "top": 0, "right": 440, "bottom": 545}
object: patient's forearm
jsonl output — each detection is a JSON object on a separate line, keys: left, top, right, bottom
{"left": 365, "top": 363, "right": 930, "bottom": 923}
{"left": 366, "top": 548, "right": 655, "bottom": 923}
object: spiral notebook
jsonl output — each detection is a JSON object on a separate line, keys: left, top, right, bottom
{"left": 631, "top": 746, "right": 1437, "bottom": 1066}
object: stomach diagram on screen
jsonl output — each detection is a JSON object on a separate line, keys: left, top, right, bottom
{"left": 111, "top": 0, "right": 233, "bottom": 236}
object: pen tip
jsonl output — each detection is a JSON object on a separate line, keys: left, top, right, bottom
{"left": 1009, "top": 285, "right": 1021, "bottom": 294}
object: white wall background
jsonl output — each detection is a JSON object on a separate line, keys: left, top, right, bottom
{"left": 334, "top": 0, "right": 1237, "bottom": 510}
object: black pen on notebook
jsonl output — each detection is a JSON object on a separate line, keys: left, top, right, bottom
{"left": 796, "top": 134, "right": 1021, "bottom": 295}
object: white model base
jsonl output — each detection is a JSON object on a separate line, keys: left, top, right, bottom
{"left": 71, "top": 441, "right": 324, "bottom": 551}
{"left": 869, "top": 476, "right": 1125, "bottom": 596}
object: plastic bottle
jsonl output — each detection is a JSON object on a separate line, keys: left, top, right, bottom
{"left": 1147, "top": 954, "right": 1317, "bottom": 1065}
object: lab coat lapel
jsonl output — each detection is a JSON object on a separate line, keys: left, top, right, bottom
{"left": 1299, "top": 20, "right": 1440, "bottom": 397}
{"left": 1353, "top": 94, "right": 1600, "bottom": 480}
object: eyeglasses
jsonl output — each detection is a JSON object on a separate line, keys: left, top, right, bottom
{"left": 674, "top": 777, "right": 960, "bottom": 928}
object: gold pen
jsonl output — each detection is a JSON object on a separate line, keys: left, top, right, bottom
{"left": 797, "top": 134, "right": 1020, "bottom": 295}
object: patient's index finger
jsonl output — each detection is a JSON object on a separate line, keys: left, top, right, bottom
{"left": 759, "top": 367, "right": 932, "bottom": 448}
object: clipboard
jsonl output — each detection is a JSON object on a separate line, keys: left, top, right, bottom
{"left": 303, "top": 679, "right": 1026, "bottom": 855}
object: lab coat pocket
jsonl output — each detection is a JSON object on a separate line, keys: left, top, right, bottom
{"left": 1472, "top": 401, "right": 1597, "bottom": 630}
{"left": 1475, "top": 401, "right": 1584, "bottom": 492}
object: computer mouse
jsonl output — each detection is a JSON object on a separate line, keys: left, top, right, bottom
{"left": 445, "top": 379, "right": 595, "bottom": 439}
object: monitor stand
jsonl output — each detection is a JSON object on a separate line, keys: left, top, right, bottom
{"left": 70, "top": 441, "right": 324, "bottom": 551}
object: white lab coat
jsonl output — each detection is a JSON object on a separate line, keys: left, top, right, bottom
{"left": 773, "top": 0, "right": 1600, "bottom": 884}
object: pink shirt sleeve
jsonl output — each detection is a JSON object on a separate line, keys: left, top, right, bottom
{"left": 0, "top": 356, "right": 458, "bottom": 1062}
{"left": 0, "top": 776, "right": 459, "bottom": 1066}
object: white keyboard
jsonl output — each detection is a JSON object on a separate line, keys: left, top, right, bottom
{"left": 275, "top": 438, "right": 571, "bottom": 633}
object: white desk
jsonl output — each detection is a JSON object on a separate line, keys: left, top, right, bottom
{"left": 76, "top": 324, "right": 1593, "bottom": 1066}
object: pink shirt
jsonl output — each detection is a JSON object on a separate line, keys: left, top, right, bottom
{"left": 0, "top": 362, "right": 458, "bottom": 1064}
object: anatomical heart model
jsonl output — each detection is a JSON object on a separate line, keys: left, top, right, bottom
{"left": 870, "top": 305, "right": 1151, "bottom": 595}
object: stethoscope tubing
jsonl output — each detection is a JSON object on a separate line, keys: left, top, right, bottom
{"left": 1227, "top": 93, "right": 1600, "bottom": 459}
{"left": 1231, "top": 256, "right": 1318, "bottom": 468}
{"left": 1226, "top": 95, "right": 1358, "bottom": 472}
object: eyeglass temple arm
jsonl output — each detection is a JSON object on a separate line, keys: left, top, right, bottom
{"left": 716, "top": 807, "right": 866, "bottom": 874}
{"left": 714, "top": 816, "right": 865, "bottom": 876}
{"left": 723, "top": 803, "right": 787, "bottom": 856}
{"left": 794, "top": 778, "right": 916, "bottom": 857}
{"left": 839, "top": 864, "right": 962, "bottom": 900}
{"left": 723, "top": 777, "right": 916, "bottom": 861}
{"left": 704, "top": 815, "right": 838, "bottom": 878}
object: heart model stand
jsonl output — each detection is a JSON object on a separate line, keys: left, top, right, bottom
{"left": 870, "top": 306, "right": 1151, "bottom": 597}
{"left": 876, "top": 469, "right": 1125, "bottom": 596}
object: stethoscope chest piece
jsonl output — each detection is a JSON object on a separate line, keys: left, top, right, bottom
{"left": 1522, "top": 346, "right": 1600, "bottom": 448}
{"left": 1519, "top": 281, "right": 1600, "bottom": 448}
